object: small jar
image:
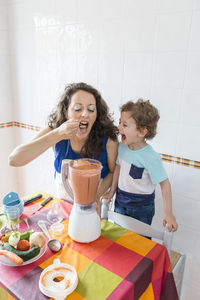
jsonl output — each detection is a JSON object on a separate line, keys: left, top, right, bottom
{"left": 50, "top": 222, "right": 64, "bottom": 236}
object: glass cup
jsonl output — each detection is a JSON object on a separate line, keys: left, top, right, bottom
{"left": 6, "top": 207, "right": 20, "bottom": 231}
{"left": 47, "top": 203, "right": 63, "bottom": 224}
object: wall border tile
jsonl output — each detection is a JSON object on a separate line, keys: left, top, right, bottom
{"left": 1, "top": 121, "right": 200, "bottom": 169}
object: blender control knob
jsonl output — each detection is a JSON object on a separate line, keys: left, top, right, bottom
{"left": 101, "top": 198, "right": 109, "bottom": 219}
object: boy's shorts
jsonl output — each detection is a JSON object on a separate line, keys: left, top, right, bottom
{"left": 114, "top": 201, "right": 155, "bottom": 226}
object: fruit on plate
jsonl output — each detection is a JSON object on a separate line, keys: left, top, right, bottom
{"left": 0, "top": 229, "right": 46, "bottom": 265}
{"left": 30, "top": 232, "right": 46, "bottom": 248}
{"left": 17, "top": 240, "right": 30, "bottom": 251}
{"left": 9, "top": 232, "right": 20, "bottom": 247}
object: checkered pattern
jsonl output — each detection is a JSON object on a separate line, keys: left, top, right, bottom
{"left": 0, "top": 121, "right": 40, "bottom": 131}
{"left": 0, "top": 192, "right": 178, "bottom": 300}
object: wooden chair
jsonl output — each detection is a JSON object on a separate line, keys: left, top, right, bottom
{"left": 101, "top": 201, "right": 186, "bottom": 298}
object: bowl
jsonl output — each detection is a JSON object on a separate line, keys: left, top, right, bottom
{"left": 3, "top": 192, "right": 24, "bottom": 217}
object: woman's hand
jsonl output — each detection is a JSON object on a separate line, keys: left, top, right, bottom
{"left": 57, "top": 119, "right": 79, "bottom": 140}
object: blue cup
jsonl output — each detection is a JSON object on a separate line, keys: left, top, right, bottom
{"left": 3, "top": 192, "right": 24, "bottom": 217}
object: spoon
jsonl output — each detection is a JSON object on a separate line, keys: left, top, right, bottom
{"left": 37, "top": 220, "right": 62, "bottom": 252}
{"left": 23, "top": 218, "right": 30, "bottom": 230}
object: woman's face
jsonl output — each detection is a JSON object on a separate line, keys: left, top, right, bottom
{"left": 67, "top": 90, "right": 97, "bottom": 139}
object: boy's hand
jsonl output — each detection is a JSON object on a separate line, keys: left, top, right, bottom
{"left": 163, "top": 213, "right": 178, "bottom": 232}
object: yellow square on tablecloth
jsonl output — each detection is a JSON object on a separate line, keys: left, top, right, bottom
{"left": 116, "top": 231, "right": 156, "bottom": 256}
{"left": 39, "top": 244, "right": 91, "bottom": 274}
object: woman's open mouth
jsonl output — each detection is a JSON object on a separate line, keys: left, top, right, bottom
{"left": 79, "top": 121, "right": 89, "bottom": 134}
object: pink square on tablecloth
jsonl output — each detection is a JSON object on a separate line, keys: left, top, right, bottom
{"left": 94, "top": 243, "right": 143, "bottom": 278}
{"left": 145, "top": 243, "right": 170, "bottom": 281}
{"left": 0, "top": 247, "right": 52, "bottom": 286}
{"left": 151, "top": 277, "right": 162, "bottom": 300}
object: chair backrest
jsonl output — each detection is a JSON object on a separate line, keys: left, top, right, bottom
{"left": 105, "top": 210, "right": 173, "bottom": 254}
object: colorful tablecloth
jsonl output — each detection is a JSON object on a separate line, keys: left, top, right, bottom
{"left": 0, "top": 192, "right": 178, "bottom": 300}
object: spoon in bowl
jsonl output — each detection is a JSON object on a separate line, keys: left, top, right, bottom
{"left": 37, "top": 220, "right": 62, "bottom": 252}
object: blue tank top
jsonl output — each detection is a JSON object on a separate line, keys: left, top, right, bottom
{"left": 54, "top": 137, "right": 109, "bottom": 178}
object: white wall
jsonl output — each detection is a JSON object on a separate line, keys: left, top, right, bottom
{"left": 1, "top": 0, "right": 200, "bottom": 298}
{"left": 0, "top": 0, "right": 18, "bottom": 200}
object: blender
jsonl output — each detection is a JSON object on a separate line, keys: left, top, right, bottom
{"left": 62, "top": 158, "right": 102, "bottom": 243}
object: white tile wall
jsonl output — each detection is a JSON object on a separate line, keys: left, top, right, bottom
{"left": 181, "top": 89, "right": 200, "bottom": 127}
{"left": 190, "top": 11, "right": 200, "bottom": 51}
{"left": 194, "top": 0, "right": 200, "bottom": 10}
{"left": 150, "top": 120, "right": 179, "bottom": 156}
{"left": 1, "top": 0, "right": 200, "bottom": 298}
{"left": 185, "top": 53, "right": 200, "bottom": 89}
{"left": 0, "top": 0, "right": 17, "bottom": 201}
{"left": 176, "top": 124, "right": 200, "bottom": 161}
{"left": 125, "top": 0, "right": 157, "bottom": 16}
{"left": 0, "top": 128, "right": 18, "bottom": 202}
{"left": 153, "top": 53, "right": 187, "bottom": 88}
{"left": 172, "top": 164, "right": 200, "bottom": 201}
{"left": 124, "top": 16, "right": 157, "bottom": 52}
{"left": 157, "top": 0, "right": 195, "bottom": 12}
{"left": 150, "top": 87, "right": 182, "bottom": 123}
{"left": 0, "top": 2, "right": 8, "bottom": 30}
{"left": 156, "top": 13, "right": 191, "bottom": 52}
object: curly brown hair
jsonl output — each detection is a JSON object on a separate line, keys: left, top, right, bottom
{"left": 48, "top": 82, "right": 118, "bottom": 158}
{"left": 120, "top": 99, "right": 160, "bottom": 139}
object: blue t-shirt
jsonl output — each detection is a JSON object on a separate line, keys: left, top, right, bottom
{"left": 54, "top": 137, "right": 109, "bottom": 178}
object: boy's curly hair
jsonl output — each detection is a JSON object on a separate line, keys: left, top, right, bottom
{"left": 48, "top": 82, "right": 118, "bottom": 158}
{"left": 120, "top": 99, "right": 160, "bottom": 139}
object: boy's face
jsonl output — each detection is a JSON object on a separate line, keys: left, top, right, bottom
{"left": 118, "top": 111, "right": 145, "bottom": 149}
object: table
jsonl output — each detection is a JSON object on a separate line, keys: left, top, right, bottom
{"left": 0, "top": 192, "right": 178, "bottom": 300}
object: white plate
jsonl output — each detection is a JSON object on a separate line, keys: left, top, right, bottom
{"left": 0, "top": 244, "right": 47, "bottom": 266}
{"left": 39, "top": 259, "right": 78, "bottom": 299}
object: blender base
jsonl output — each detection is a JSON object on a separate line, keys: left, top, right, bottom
{"left": 68, "top": 205, "right": 101, "bottom": 243}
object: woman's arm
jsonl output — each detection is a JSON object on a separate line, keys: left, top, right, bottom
{"left": 9, "top": 127, "right": 56, "bottom": 167}
{"left": 97, "top": 138, "right": 118, "bottom": 199}
{"left": 9, "top": 120, "right": 79, "bottom": 167}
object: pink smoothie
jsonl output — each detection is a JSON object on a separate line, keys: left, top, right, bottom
{"left": 69, "top": 160, "right": 102, "bottom": 205}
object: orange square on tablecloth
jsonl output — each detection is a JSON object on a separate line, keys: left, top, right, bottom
{"left": 39, "top": 244, "right": 91, "bottom": 274}
{"left": 116, "top": 231, "right": 156, "bottom": 256}
{"left": 67, "top": 291, "right": 86, "bottom": 300}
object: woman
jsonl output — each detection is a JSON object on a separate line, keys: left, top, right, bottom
{"left": 9, "top": 82, "right": 118, "bottom": 204}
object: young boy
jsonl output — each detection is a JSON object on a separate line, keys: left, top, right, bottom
{"left": 103, "top": 99, "right": 178, "bottom": 232}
